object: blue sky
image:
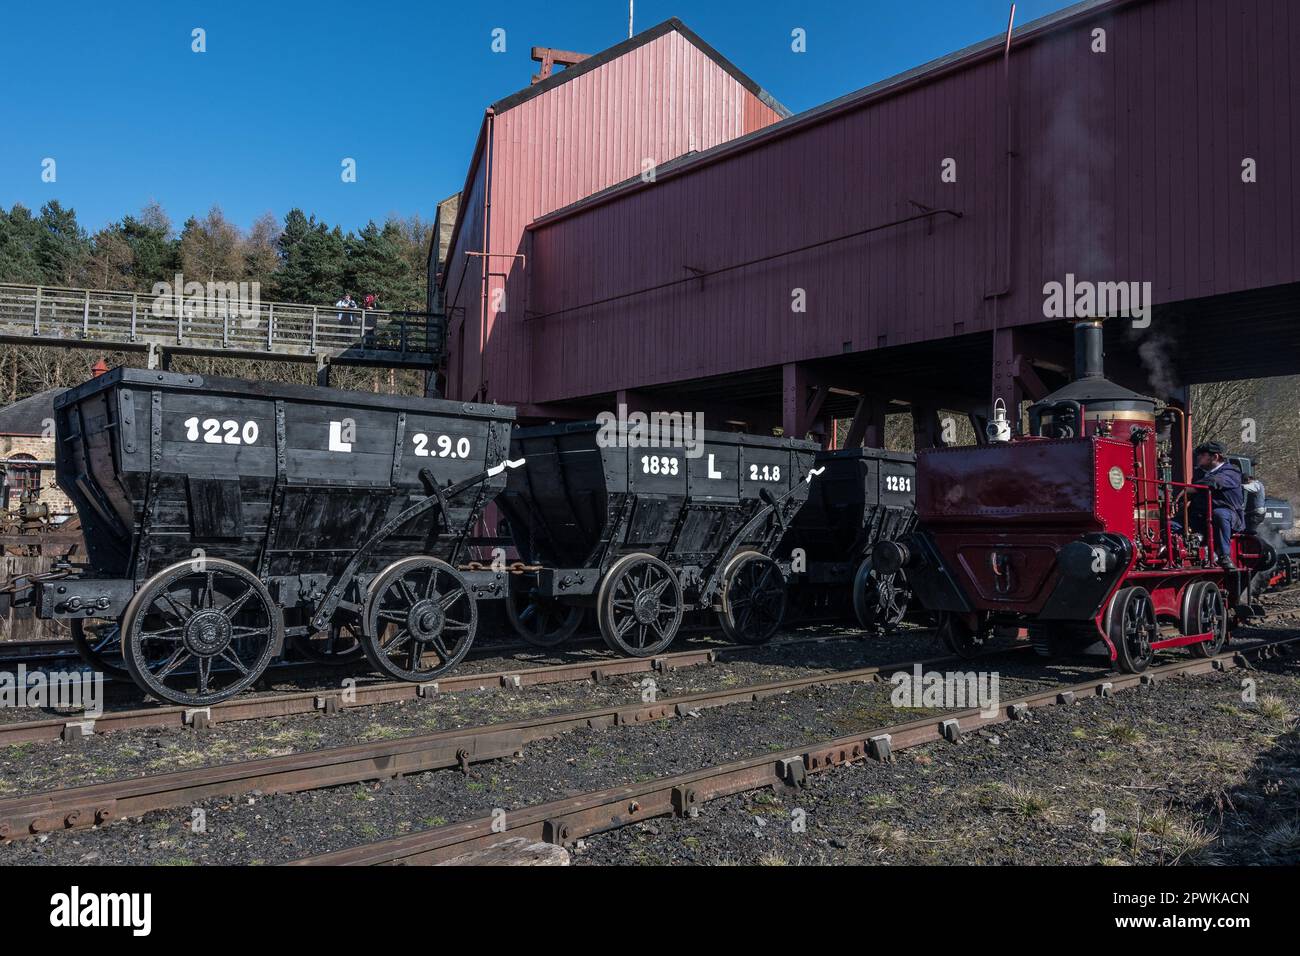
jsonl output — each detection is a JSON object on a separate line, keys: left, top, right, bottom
{"left": 0, "top": 0, "right": 1078, "bottom": 234}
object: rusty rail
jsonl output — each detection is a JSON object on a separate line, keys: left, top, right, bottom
{"left": 0, "top": 646, "right": 994, "bottom": 841}
{"left": 290, "top": 635, "right": 1300, "bottom": 865}
{"left": 0, "top": 632, "right": 876, "bottom": 745}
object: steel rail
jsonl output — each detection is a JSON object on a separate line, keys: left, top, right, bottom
{"left": 0, "top": 645, "right": 996, "bottom": 841}
{"left": 290, "top": 634, "right": 1300, "bottom": 865}
{"left": 0, "top": 632, "right": 859, "bottom": 745}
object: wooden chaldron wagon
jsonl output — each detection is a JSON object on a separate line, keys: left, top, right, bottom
{"left": 496, "top": 422, "right": 819, "bottom": 655}
{"left": 11, "top": 368, "right": 518, "bottom": 705}
{"left": 781, "top": 447, "right": 918, "bottom": 630}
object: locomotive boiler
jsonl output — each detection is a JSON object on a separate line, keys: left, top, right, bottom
{"left": 876, "top": 318, "right": 1272, "bottom": 672}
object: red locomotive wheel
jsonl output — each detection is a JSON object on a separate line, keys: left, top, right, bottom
{"left": 597, "top": 553, "right": 684, "bottom": 657}
{"left": 717, "top": 551, "right": 787, "bottom": 645}
{"left": 1107, "top": 586, "right": 1158, "bottom": 673}
{"left": 1184, "top": 581, "right": 1229, "bottom": 658}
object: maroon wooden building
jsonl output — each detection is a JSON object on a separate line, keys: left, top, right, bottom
{"left": 436, "top": 19, "right": 788, "bottom": 407}
{"left": 440, "top": 0, "right": 1300, "bottom": 446}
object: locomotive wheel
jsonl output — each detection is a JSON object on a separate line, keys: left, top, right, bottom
{"left": 851, "top": 557, "right": 911, "bottom": 632}
{"left": 121, "top": 558, "right": 281, "bottom": 706}
{"left": 597, "top": 553, "right": 684, "bottom": 657}
{"left": 291, "top": 621, "right": 366, "bottom": 665}
{"left": 505, "top": 588, "right": 583, "bottom": 649}
{"left": 937, "top": 612, "right": 986, "bottom": 659}
{"left": 1184, "top": 581, "right": 1229, "bottom": 658}
{"left": 717, "top": 551, "right": 787, "bottom": 645}
{"left": 69, "top": 618, "right": 131, "bottom": 679}
{"left": 1107, "top": 586, "right": 1158, "bottom": 673}
{"left": 363, "top": 557, "right": 477, "bottom": 682}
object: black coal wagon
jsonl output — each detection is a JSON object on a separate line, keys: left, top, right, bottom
{"left": 781, "top": 447, "right": 917, "bottom": 630}
{"left": 496, "top": 422, "right": 819, "bottom": 655}
{"left": 11, "top": 368, "right": 517, "bottom": 705}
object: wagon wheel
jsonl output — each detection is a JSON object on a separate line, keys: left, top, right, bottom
{"left": 1107, "top": 585, "right": 1158, "bottom": 673}
{"left": 717, "top": 551, "right": 786, "bottom": 645}
{"left": 936, "top": 611, "right": 986, "bottom": 659}
{"left": 851, "top": 556, "right": 911, "bottom": 632}
{"left": 597, "top": 553, "right": 684, "bottom": 657}
{"left": 1184, "top": 581, "right": 1229, "bottom": 658}
{"left": 69, "top": 618, "right": 131, "bottom": 679}
{"left": 121, "top": 558, "right": 281, "bottom": 706}
{"left": 363, "top": 556, "right": 477, "bottom": 682}
{"left": 505, "top": 587, "right": 583, "bottom": 649}
{"left": 291, "top": 621, "right": 366, "bottom": 665}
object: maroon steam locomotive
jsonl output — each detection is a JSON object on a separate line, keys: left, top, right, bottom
{"left": 876, "top": 318, "right": 1272, "bottom": 672}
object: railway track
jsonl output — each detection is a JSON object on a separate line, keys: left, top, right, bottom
{"left": 0, "top": 631, "right": 868, "bottom": 745}
{"left": 0, "top": 639, "right": 81, "bottom": 665}
{"left": 0, "top": 644, "right": 995, "bottom": 841}
{"left": 289, "top": 633, "right": 1300, "bottom": 865}
{"left": 0, "top": 634, "right": 583, "bottom": 676}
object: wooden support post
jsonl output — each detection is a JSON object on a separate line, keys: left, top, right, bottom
{"left": 33, "top": 286, "right": 42, "bottom": 333}
{"left": 991, "top": 327, "right": 1023, "bottom": 429}
{"left": 130, "top": 293, "right": 138, "bottom": 342}
{"left": 911, "top": 403, "right": 945, "bottom": 450}
{"left": 266, "top": 303, "right": 275, "bottom": 350}
{"left": 782, "top": 363, "right": 831, "bottom": 441}
{"left": 82, "top": 289, "right": 90, "bottom": 338}
{"left": 843, "top": 394, "right": 886, "bottom": 449}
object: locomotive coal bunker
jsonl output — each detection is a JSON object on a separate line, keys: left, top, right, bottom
{"left": 876, "top": 318, "right": 1274, "bottom": 672}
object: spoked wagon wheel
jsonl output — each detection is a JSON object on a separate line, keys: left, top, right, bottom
{"left": 69, "top": 618, "right": 131, "bottom": 679}
{"left": 717, "top": 551, "right": 787, "bottom": 645}
{"left": 505, "top": 587, "right": 583, "bottom": 649}
{"left": 937, "top": 611, "right": 986, "bottom": 659}
{"left": 1107, "top": 585, "right": 1158, "bottom": 673}
{"left": 291, "top": 621, "right": 366, "bottom": 665}
{"left": 851, "top": 557, "right": 911, "bottom": 632}
{"left": 597, "top": 553, "right": 684, "bottom": 657}
{"left": 1184, "top": 581, "right": 1229, "bottom": 658}
{"left": 363, "top": 557, "right": 477, "bottom": 682}
{"left": 121, "top": 558, "right": 281, "bottom": 706}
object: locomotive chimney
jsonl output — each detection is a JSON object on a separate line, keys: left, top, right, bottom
{"left": 1073, "top": 319, "right": 1105, "bottom": 380}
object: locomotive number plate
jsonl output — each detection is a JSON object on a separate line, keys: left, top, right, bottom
{"left": 1108, "top": 466, "right": 1125, "bottom": 490}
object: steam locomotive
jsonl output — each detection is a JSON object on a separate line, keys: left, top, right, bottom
{"left": 1261, "top": 497, "right": 1298, "bottom": 588}
{"left": 876, "top": 318, "right": 1273, "bottom": 672}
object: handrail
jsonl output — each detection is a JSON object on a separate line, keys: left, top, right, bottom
{"left": 0, "top": 283, "right": 445, "bottom": 360}
{"left": 1128, "top": 475, "right": 1217, "bottom": 561}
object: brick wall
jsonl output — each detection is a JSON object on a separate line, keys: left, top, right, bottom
{"left": 1, "top": 435, "right": 73, "bottom": 517}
